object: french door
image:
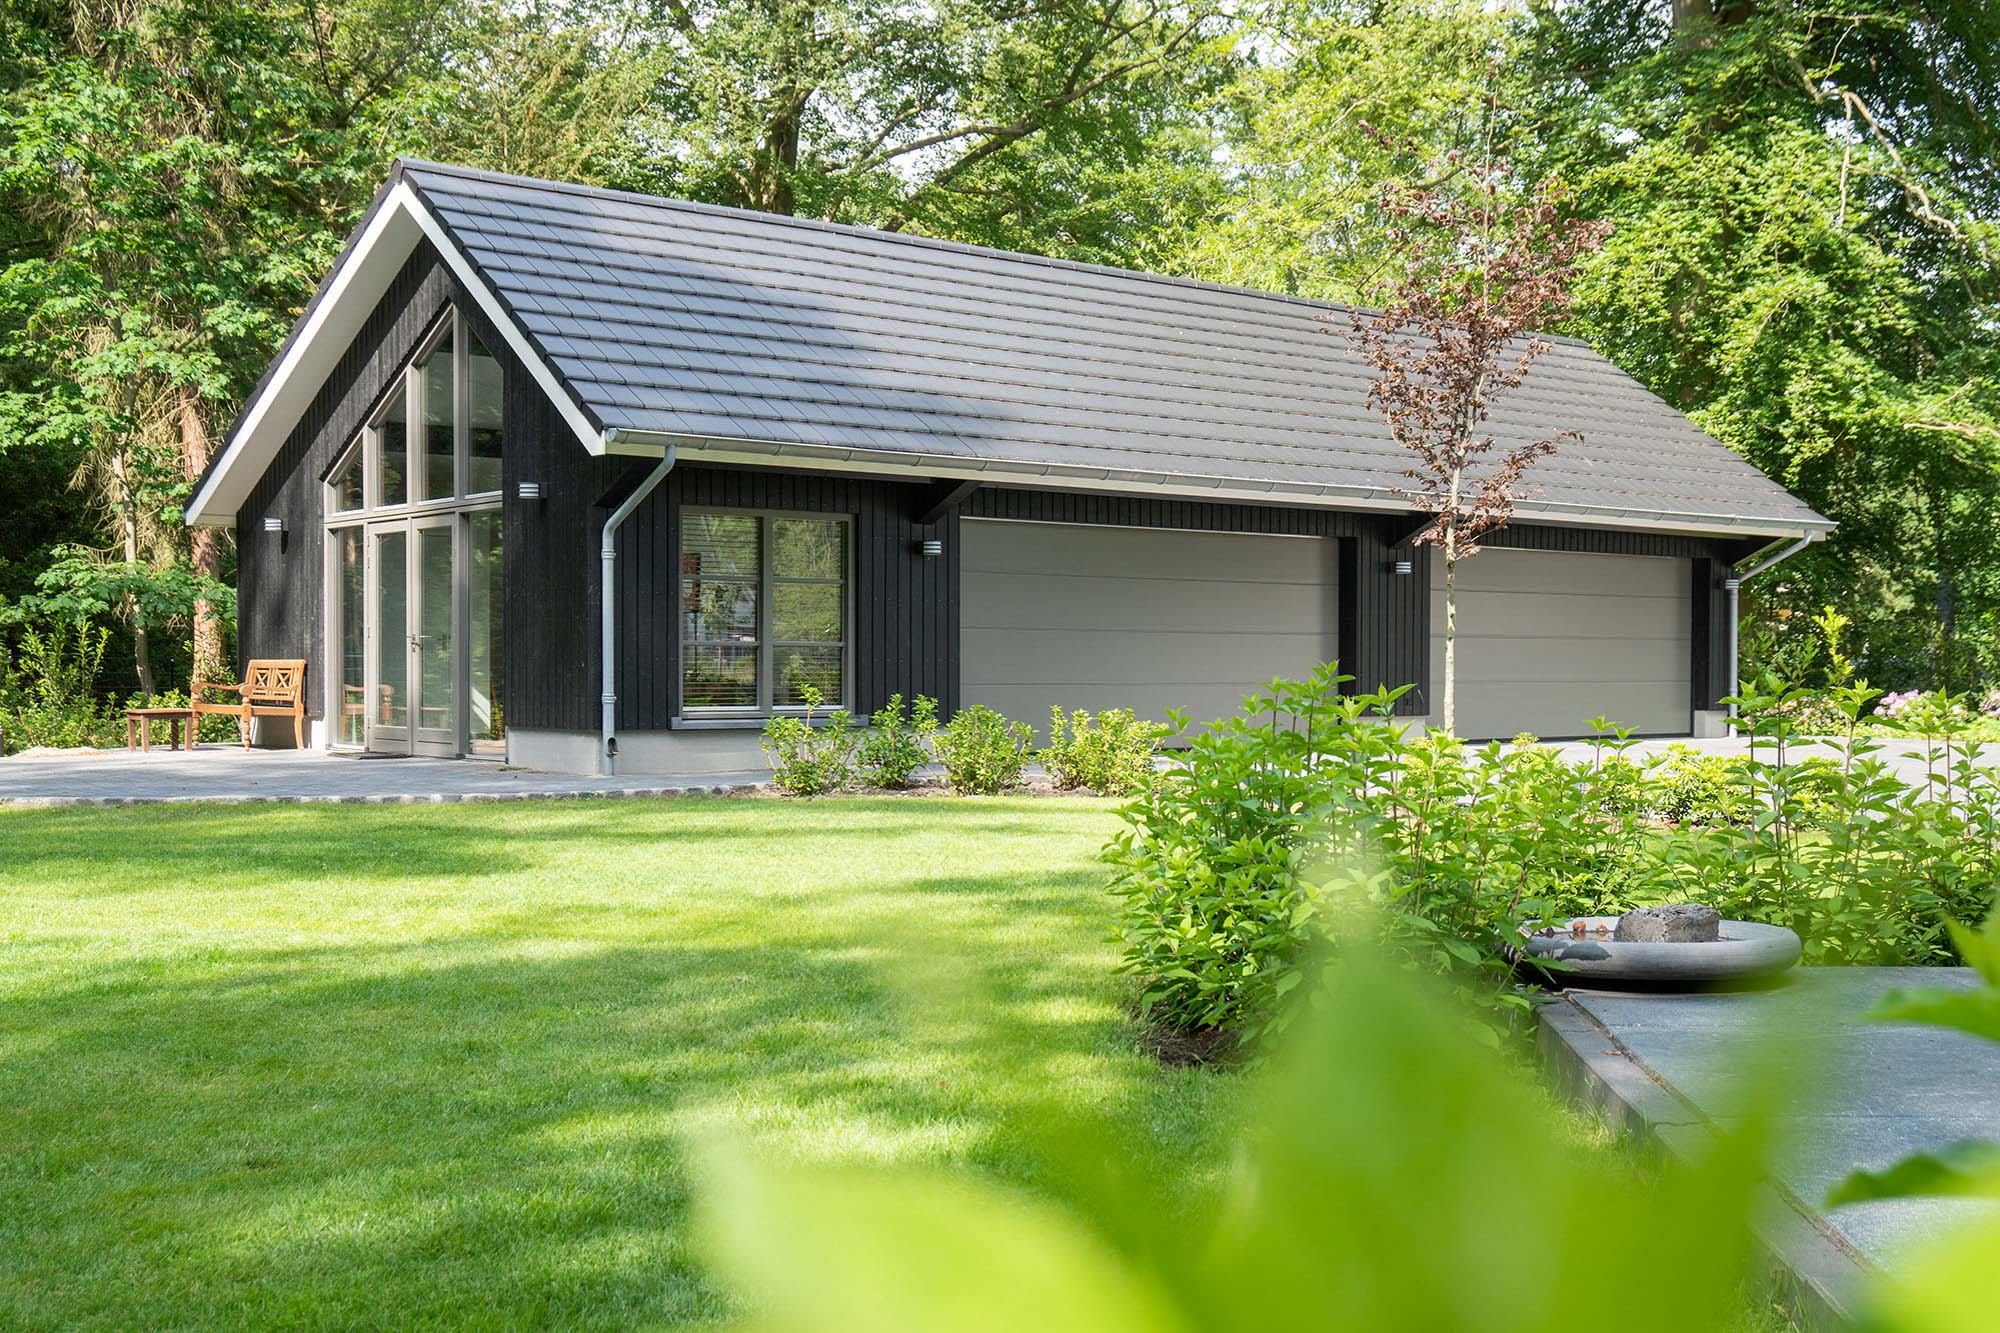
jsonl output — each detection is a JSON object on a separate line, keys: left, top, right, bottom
{"left": 366, "top": 515, "right": 460, "bottom": 756}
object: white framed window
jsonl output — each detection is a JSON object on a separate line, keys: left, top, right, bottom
{"left": 680, "top": 509, "right": 850, "bottom": 714}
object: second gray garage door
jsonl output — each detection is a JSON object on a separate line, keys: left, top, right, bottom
{"left": 961, "top": 519, "right": 1338, "bottom": 732}
{"left": 1428, "top": 547, "right": 1692, "bottom": 739}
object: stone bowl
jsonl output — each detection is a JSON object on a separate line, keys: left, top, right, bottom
{"left": 1520, "top": 917, "right": 1802, "bottom": 988}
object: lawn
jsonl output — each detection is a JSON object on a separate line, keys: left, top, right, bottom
{"left": 0, "top": 796, "right": 1242, "bottom": 1329}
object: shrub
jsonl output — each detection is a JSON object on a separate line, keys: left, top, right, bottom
{"left": 855, "top": 693, "right": 938, "bottom": 788}
{"left": 0, "top": 620, "right": 114, "bottom": 753}
{"left": 760, "top": 686, "right": 858, "bottom": 796}
{"left": 1041, "top": 707, "right": 1165, "bottom": 795}
{"left": 933, "top": 705, "right": 1033, "bottom": 795}
{"left": 1111, "top": 668, "right": 2000, "bottom": 1055}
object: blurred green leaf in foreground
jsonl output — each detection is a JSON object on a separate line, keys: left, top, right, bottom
{"left": 696, "top": 955, "right": 1779, "bottom": 1332}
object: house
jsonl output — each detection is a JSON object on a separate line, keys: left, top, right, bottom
{"left": 185, "top": 160, "right": 1832, "bottom": 775}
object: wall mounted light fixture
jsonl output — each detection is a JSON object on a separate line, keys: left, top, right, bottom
{"left": 262, "top": 517, "right": 285, "bottom": 534}
{"left": 919, "top": 538, "right": 943, "bottom": 558}
{"left": 1392, "top": 558, "right": 1414, "bottom": 576}
{"left": 517, "top": 481, "right": 543, "bottom": 501}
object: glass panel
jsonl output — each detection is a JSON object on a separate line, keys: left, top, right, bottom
{"left": 774, "top": 646, "right": 843, "bottom": 707}
{"left": 379, "top": 397, "right": 408, "bottom": 507}
{"left": 772, "top": 517, "right": 844, "bottom": 580}
{"left": 330, "top": 447, "right": 363, "bottom": 513}
{"left": 335, "top": 528, "right": 365, "bottom": 744}
{"left": 468, "top": 334, "right": 504, "bottom": 494}
{"left": 772, "top": 582, "right": 841, "bottom": 643}
{"left": 422, "top": 328, "right": 455, "bottom": 501}
{"left": 417, "top": 524, "right": 454, "bottom": 733}
{"left": 469, "top": 511, "right": 504, "bottom": 755}
{"left": 682, "top": 645, "right": 758, "bottom": 709}
{"left": 682, "top": 512, "right": 761, "bottom": 709}
{"left": 374, "top": 529, "right": 408, "bottom": 729}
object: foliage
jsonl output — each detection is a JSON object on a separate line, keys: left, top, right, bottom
{"left": 760, "top": 686, "right": 859, "bottom": 796}
{"left": 932, "top": 705, "right": 1034, "bottom": 795}
{"left": 1522, "top": 0, "right": 2000, "bottom": 694}
{"left": 853, "top": 693, "right": 939, "bottom": 789}
{"left": 696, "top": 955, "right": 1776, "bottom": 1333}
{"left": 1041, "top": 707, "right": 1165, "bottom": 796}
{"left": 1109, "top": 667, "right": 2000, "bottom": 1053}
{"left": 0, "top": 619, "right": 114, "bottom": 752}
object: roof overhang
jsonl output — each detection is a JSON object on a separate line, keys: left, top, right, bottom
{"left": 185, "top": 179, "right": 602, "bottom": 528}
{"left": 600, "top": 427, "right": 1837, "bottom": 543}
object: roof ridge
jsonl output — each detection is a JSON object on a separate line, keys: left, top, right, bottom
{"left": 393, "top": 157, "right": 1603, "bottom": 350}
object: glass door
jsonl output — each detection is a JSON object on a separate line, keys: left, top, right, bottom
{"left": 411, "top": 515, "right": 459, "bottom": 756}
{"left": 364, "top": 517, "right": 460, "bottom": 755}
{"left": 366, "top": 523, "right": 411, "bottom": 753}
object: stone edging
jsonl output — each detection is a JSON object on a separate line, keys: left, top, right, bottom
{"left": 1536, "top": 995, "right": 1876, "bottom": 1329}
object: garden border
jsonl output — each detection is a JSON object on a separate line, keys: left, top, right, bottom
{"left": 1535, "top": 995, "right": 1875, "bottom": 1329}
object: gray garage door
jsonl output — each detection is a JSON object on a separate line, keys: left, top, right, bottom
{"left": 961, "top": 519, "right": 1339, "bottom": 733}
{"left": 1428, "top": 547, "right": 1692, "bottom": 739}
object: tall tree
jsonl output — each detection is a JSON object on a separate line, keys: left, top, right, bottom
{"left": 603, "top": 0, "right": 1231, "bottom": 250}
{"left": 1522, "top": 0, "right": 2000, "bottom": 687}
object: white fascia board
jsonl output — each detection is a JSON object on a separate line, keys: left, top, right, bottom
{"left": 400, "top": 185, "right": 604, "bottom": 461}
{"left": 601, "top": 428, "right": 1832, "bottom": 543}
{"left": 186, "top": 182, "right": 604, "bottom": 528}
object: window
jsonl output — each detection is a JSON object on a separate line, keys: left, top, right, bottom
{"left": 468, "top": 335, "right": 503, "bottom": 494}
{"left": 420, "top": 326, "right": 455, "bottom": 500}
{"left": 681, "top": 510, "right": 848, "bottom": 713}
{"left": 360, "top": 311, "right": 503, "bottom": 509}
{"left": 329, "top": 445, "right": 363, "bottom": 513}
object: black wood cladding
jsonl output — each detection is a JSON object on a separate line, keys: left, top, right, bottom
{"left": 237, "top": 245, "right": 453, "bottom": 717}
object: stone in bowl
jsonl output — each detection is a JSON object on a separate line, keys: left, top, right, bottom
{"left": 1521, "top": 910, "right": 1800, "bottom": 987}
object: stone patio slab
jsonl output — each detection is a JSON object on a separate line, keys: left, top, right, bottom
{"left": 0, "top": 745, "right": 775, "bottom": 806}
{"left": 1543, "top": 968, "right": 2000, "bottom": 1322}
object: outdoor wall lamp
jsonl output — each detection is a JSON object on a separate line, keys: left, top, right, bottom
{"left": 517, "top": 481, "right": 543, "bottom": 501}
{"left": 262, "top": 515, "right": 287, "bottom": 552}
{"left": 919, "top": 538, "right": 943, "bottom": 558}
{"left": 1392, "top": 558, "right": 1414, "bottom": 576}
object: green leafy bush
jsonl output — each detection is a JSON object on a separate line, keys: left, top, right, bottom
{"left": 1041, "top": 707, "right": 1165, "bottom": 795}
{"left": 760, "top": 686, "right": 858, "bottom": 796}
{"left": 0, "top": 620, "right": 115, "bottom": 753}
{"left": 855, "top": 693, "right": 938, "bottom": 788}
{"left": 1108, "top": 668, "right": 2000, "bottom": 1055}
{"left": 933, "top": 705, "right": 1033, "bottom": 795}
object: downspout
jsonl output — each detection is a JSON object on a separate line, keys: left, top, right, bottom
{"left": 601, "top": 447, "right": 677, "bottom": 775}
{"left": 1725, "top": 532, "right": 1819, "bottom": 718}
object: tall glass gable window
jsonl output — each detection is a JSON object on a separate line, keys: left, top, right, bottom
{"left": 681, "top": 511, "right": 849, "bottom": 714}
{"left": 324, "top": 307, "right": 505, "bottom": 758}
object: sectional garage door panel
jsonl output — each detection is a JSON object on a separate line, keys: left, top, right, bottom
{"left": 961, "top": 519, "right": 1338, "bottom": 731}
{"left": 1428, "top": 548, "right": 1691, "bottom": 740}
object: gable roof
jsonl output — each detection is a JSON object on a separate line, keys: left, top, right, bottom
{"left": 190, "top": 158, "right": 1830, "bottom": 540}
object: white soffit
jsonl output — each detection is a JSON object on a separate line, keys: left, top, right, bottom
{"left": 184, "top": 182, "right": 602, "bottom": 528}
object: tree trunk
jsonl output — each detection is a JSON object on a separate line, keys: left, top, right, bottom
{"left": 112, "top": 445, "right": 155, "bottom": 698}
{"left": 1442, "top": 546, "right": 1457, "bottom": 736}
{"left": 179, "top": 385, "right": 226, "bottom": 682}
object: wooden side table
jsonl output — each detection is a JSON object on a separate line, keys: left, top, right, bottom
{"left": 125, "top": 708, "right": 196, "bottom": 753}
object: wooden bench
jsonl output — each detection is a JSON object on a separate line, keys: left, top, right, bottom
{"left": 193, "top": 659, "right": 307, "bottom": 750}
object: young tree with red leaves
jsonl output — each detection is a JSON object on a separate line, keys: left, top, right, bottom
{"left": 1338, "top": 124, "right": 1610, "bottom": 735}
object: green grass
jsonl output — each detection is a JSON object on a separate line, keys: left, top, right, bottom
{"left": 0, "top": 796, "right": 1240, "bottom": 1329}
